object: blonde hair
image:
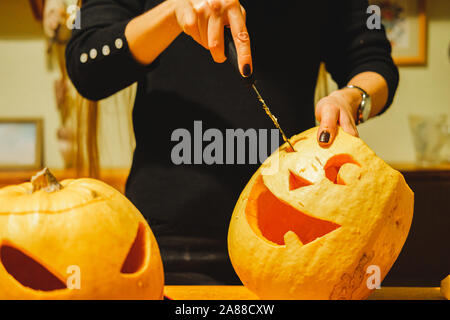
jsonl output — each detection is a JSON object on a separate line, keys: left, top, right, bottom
{"left": 50, "top": 36, "right": 99, "bottom": 178}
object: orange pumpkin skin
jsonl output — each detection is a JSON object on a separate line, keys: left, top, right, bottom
{"left": 441, "top": 275, "right": 450, "bottom": 300}
{"left": 0, "top": 170, "right": 164, "bottom": 300}
{"left": 228, "top": 127, "right": 414, "bottom": 300}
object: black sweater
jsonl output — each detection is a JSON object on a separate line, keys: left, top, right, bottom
{"left": 66, "top": 0, "right": 399, "bottom": 236}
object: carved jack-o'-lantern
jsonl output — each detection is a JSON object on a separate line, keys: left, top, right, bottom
{"left": 0, "top": 169, "right": 164, "bottom": 299}
{"left": 228, "top": 127, "right": 414, "bottom": 300}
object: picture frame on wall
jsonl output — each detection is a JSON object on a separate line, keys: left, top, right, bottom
{"left": 371, "top": 0, "right": 427, "bottom": 65}
{"left": 0, "top": 118, "right": 43, "bottom": 170}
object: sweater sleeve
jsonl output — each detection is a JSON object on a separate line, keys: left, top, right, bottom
{"left": 65, "top": 0, "right": 159, "bottom": 101}
{"left": 320, "top": 0, "right": 399, "bottom": 114}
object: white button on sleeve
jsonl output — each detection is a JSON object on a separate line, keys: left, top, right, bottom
{"left": 89, "top": 48, "right": 98, "bottom": 59}
{"left": 102, "top": 45, "right": 110, "bottom": 56}
{"left": 115, "top": 38, "right": 123, "bottom": 49}
{"left": 80, "top": 53, "right": 88, "bottom": 63}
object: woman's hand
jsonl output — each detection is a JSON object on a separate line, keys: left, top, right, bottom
{"left": 315, "top": 88, "right": 362, "bottom": 147}
{"left": 171, "top": 0, "right": 252, "bottom": 76}
{"left": 43, "top": 0, "right": 66, "bottom": 39}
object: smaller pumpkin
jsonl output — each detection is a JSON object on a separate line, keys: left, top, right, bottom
{"left": 0, "top": 168, "right": 164, "bottom": 299}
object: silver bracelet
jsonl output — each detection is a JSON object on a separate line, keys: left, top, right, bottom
{"left": 346, "top": 85, "right": 371, "bottom": 124}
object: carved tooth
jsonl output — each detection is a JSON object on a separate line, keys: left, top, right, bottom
{"left": 284, "top": 231, "right": 303, "bottom": 248}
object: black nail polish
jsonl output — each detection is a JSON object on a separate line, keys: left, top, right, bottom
{"left": 319, "top": 131, "right": 330, "bottom": 143}
{"left": 243, "top": 64, "right": 251, "bottom": 77}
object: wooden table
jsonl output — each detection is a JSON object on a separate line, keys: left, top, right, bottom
{"left": 164, "top": 286, "right": 446, "bottom": 300}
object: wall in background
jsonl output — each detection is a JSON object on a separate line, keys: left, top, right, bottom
{"left": 0, "top": 1, "right": 59, "bottom": 167}
{"left": 0, "top": 0, "right": 449, "bottom": 169}
{"left": 358, "top": 0, "right": 450, "bottom": 163}
{"left": 0, "top": 0, "right": 134, "bottom": 169}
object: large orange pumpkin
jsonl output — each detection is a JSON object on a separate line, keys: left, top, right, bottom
{"left": 228, "top": 127, "right": 414, "bottom": 300}
{"left": 0, "top": 168, "right": 164, "bottom": 299}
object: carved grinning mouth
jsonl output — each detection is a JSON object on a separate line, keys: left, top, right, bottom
{"left": 245, "top": 175, "right": 341, "bottom": 245}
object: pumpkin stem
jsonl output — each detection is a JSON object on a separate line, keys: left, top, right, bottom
{"left": 31, "top": 168, "right": 63, "bottom": 193}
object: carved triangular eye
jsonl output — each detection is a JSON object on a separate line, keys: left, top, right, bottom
{"left": 0, "top": 243, "right": 66, "bottom": 291}
{"left": 289, "top": 170, "right": 313, "bottom": 190}
{"left": 121, "top": 222, "right": 149, "bottom": 274}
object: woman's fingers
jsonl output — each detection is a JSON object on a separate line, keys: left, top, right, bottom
{"left": 207, "top": 15, "right": 226, "bottom": 62}
{"left": 227, "top": 4, "right": 252, "bottom": 77}
{"left": 315, "top": 90, "right": 360, "bottom": 147}
{"left": 339, "top": 111, "right": 359, "bottom": 137}
{"left": 178, "top": 0, "right": 251, "bottom": 71}
{"left": 178, "top": 1, "right": 204, "bottom": 48}
{"left": 316, "top": 103, "right": 339, "bottom": 147}
{"left": 194, "top": 1, "right": 210, "bottom": 49}
{"left": 240, "top": 5, "right": 246, "bottom": 21}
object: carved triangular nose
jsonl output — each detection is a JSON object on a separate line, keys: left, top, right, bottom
{"left": 289, "top": 170, "right": 313, "bottom": 190}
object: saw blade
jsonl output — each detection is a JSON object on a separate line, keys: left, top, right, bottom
{"left": 250, "top": 83, "right": 294, "bottom": 151}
